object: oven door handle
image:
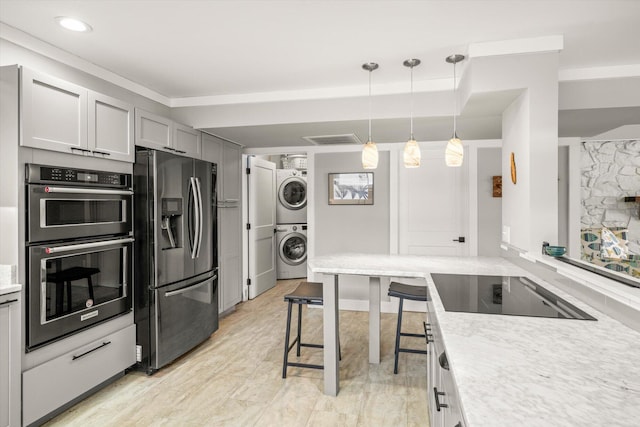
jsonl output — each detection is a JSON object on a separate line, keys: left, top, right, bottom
{"left": 43, "top": 186, "right": 133, "bottom": 196}
{"left": 45, "top": 237, "right": 134, "bottom": 254}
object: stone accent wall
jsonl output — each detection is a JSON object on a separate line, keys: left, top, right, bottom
{"left": 581, "top": 139, "right": 640, "bottom": 255}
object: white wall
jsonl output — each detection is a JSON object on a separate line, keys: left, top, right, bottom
{"left": 466, "top": 52, "right": 560, "bottom": 253}
{"left": 502, "top": 92, "right": 531, "bottom": 247}
{"left": 477, "top": 147, "right": 502, "bottom": 256}
{"left": 314, "top": 151, "right": 391, "bottom": 301}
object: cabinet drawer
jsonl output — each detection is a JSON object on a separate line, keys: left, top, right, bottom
{"left": 22, "top": 324, "right": 136, "bottom": 426}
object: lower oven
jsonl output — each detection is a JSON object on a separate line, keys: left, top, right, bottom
{"left": 27, "top": 232, "right": 133, "bottom": 350}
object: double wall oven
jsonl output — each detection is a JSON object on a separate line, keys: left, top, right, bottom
{"left": 26, "top": 164, "right": 133, "bottom": 350}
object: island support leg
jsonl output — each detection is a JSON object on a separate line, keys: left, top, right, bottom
{"left": 369, "top": 276, "right": 381, "bottom": 363}
{"left": 322, "top": 274, "right": 339, "bottom": 396}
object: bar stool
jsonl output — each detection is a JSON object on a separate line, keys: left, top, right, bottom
{"left": 388, "top": 282, "right": 428, "bottom": 374}
{"left": 282, "top": 281, "right": 340, "bottom": 378}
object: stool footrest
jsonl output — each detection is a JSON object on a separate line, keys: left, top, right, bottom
{"left": 300, "top": 343, "right": 323, "bottom": 349}
{"left": 398, "top": 348, "right": 428, "bottom": 355}
{"left": 400, "top": 332, "right": 426, "bottom": 338}
{"left": 286, "top": 362, "right": 323, "bottom": 370}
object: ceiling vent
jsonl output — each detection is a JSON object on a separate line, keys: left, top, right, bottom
{"left": 302, "top": 133, "right": 363, "bottom": 146}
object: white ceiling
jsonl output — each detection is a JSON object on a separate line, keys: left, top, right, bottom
{"left": 1, "top": 0, "right": 639, "bottom": 147}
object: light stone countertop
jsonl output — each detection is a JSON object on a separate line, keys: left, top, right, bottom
{"left": 309, "top": 253, "right": 640, "bottom": 427}
{"left": 0, "top": 283, "right": 21, "bottom": 296}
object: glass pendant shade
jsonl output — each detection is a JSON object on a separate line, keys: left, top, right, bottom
{"left": 403, "top": 139, "right": 421, "bottom": 168}
{"left": 362, "top": 141, "right": 379, "bottom": 169}
{"left": 445, "top": 136, "right": 463, "bottom": 167}
{"left": 445, "top": 54, "right": 465, "bottom": 167}
{"left": 403, "top": 58, "right": 421, "bottom": 168}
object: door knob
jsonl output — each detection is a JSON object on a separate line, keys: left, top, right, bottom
{"left": 453, "top": 236, "right": 465, "bottom": 243}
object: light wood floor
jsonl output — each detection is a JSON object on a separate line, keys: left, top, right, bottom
{"left": 44, "top": 279, "right": 430, "bottom": 426}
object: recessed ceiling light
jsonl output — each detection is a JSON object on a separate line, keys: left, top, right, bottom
{"left": 55, "top": 16, "right": 92, "bottom": 32}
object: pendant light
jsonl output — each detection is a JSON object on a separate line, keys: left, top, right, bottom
{"left": 362, "top": 62, "right": 379, "bottom": 169}
{"left": 445, "top": 54, "right": 465, "bottom": 167}
{"left": 403, "top": 58, "right": 421, "bottom": 168}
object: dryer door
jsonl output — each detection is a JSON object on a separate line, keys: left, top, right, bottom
{"left": 278, "top": 177, "right": 306, "bottom": 210}
{"left": 279, "top": 232, "right": 307, "bottom": 265}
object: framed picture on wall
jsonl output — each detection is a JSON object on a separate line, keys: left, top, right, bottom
{"left": 328, "top": 172, "right": 374, "bottom": 205}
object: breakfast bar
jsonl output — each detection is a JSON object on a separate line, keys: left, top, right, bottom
{"left": 309, "top": 253, "right": 640, "bottom": 426}
{"left": 309, "top": 253, "right": 522, "bottom": 396}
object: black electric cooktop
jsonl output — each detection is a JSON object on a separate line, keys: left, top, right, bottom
{"left": 430, "top": 274, "right": 596, "bottom": 320}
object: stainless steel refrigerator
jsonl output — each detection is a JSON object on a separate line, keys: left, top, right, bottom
{"left": 134, "top": 147, "right": 218, "bottom": 374}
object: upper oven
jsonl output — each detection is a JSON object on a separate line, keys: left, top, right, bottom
{"left": 26, "top": 164, "right": 133, "bottom": 243}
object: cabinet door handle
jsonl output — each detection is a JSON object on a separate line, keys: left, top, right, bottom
{"left": 453, "top": 236, "right": 465, "bottom": 243}
{"left": 92, "top": 150, "right": 111, "bottom": 156}
{"left": 70, "top": 147, "right": 91, "bottom": 154}
{"left": 0, "top": 298, "right": 18, "bottom": 306}
{"left": 72, "top": 341, "right": 112, "bottom": 361}
{"left": 433, "top": 387, "right": 448, "bottom": 411}
{"left": 423, "top": 322, "right": 433, "bottom": 344}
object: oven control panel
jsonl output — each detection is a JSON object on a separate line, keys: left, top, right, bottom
{"left": 26, "top": 164, "right": 131, "bottom": 188}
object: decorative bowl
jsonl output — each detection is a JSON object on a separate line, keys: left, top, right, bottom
{"left": 545, "top": 246, "right": 566, "bottom": 257}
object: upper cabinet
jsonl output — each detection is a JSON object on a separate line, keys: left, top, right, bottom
{"left": 88, "top": 92, "right": 135, "bottom": 162}
{"left": 135, "top": 108, "right": 201, "bottom": 158}
{"left": 221, "top": 141, "right": 242, "bottom": 202}
{"left": 201, "top": 132, "right": 242, "bottom": 201}
{"left": 201, "top": 132, "right": 222, "bottom": 166}
{"left": 174, "top": 123, "right": 202, "bottom": 158}
{"left": 134, "top": 108, "right": 171, "bottom": 150}
{"left": 21, "top": 68, "right": 134, "bottom": 162}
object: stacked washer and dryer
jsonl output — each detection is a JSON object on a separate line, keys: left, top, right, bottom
{"left": 276, "top": 156, "right": 308, "bottom": 279}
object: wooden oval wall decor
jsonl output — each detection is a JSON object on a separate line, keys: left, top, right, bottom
{"left": 510, "top": 152, "right": 517, "bottom": 184}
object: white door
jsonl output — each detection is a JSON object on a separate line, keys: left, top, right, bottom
{"left": 399, "top": 146, "right": 468, "bottom": 256}
{"left": 247, "top": 157, "right": 277, "bottom": 299}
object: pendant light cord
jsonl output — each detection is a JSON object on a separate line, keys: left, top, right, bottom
{"left": 452, "top": 61, "right": 457, "bottom": 138}
{"left": 410, "top": 65, "right": 414, "bottom": 139}
{"left": 368, "top": 69, "right": 372, "bottom": 142}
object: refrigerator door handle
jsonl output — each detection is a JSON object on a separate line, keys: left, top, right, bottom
{"left": 164, "top": 276, "right": 216, "bottom": 297}
{"left": 189, "top": 177, "right": 199, "bottom": 259}
{"left": 194, "top": 177, "right": 204, "bottom": 258}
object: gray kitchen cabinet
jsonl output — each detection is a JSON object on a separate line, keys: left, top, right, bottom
{"left": 88, "top": 91, "right": 135, "bottom": 162}
{"left": 219, "top": 141, "right": 243, "bottom": 312}
{"left": 21, "top": 67, "right": 88, "bottom": 154}
{"left": 201, "top": 132, "right": 222, "bottom": 165}
{"left": 202, "top": 134, "right": 243, "bottom": 313}
{"left": 22, "top": 324, "right": 136, "bottom": 426}
{"left": 174, "top": 123, "right": 202, "bottom": 158}
{"left": 21, "top": 67, "right": 134, "bottom": 162}
{"left": 221, "top": 141, "right": 242, "bottom": 203}
{"left": 427, "top": 298, "right": 466, "bottom": 427}
{"left": 135, "top": 108, "right": 201, "bottom": 158}
{"left": 219, "top": 205, "right": 243, "bottom": 312}
{"left": 135, "top": 108, "right": 172, "bottom": 150}
{"left": 0, "top": 292, "right": 21, "bottom": 427}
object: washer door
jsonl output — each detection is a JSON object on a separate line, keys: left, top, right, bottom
{"left": 278, "top": 177, "right": 306, "bottom": 210}
{"left": 279, "top": 232, "right": 307, "bottom": 266}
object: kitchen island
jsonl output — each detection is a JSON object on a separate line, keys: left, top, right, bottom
{"left": 309, "top": 253, "right": 640, "bottom": 426}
